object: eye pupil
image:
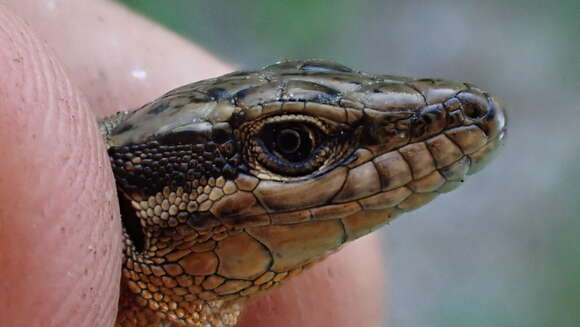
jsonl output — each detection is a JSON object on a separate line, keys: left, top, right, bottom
{"left": 276, "top": 128, "right": 301, "bottom": 154}
{"left": 251, "top": 116, "right": 345, "bottom": 177}
{"left": 260, "top": 122, "right": 316, "bottom": 163}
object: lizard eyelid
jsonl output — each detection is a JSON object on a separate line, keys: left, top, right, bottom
{"left": 243, "top": 114, "right": 353, "bottom": 178}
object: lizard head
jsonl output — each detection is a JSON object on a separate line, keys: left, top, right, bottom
{"left": 102, "top": 60, "right": 506, "bottom": 326}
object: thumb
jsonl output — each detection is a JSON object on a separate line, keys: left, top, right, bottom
{"left": 0, "top": 5, "right": 121, "bottom": 327}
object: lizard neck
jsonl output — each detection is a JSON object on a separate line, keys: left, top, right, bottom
{"left": 117, "top": 239, "right": 242, "bottom": 327}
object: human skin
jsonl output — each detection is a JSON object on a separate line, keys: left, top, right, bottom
{"left": 0, "top": 1, "right": 386, "bottom": 327}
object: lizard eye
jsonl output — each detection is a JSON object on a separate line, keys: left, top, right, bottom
{"left": 261, "top": 123, "right": 318, "bottom": 162}
{"left": 242, "top": 114, "right": 352, "bottom": 178}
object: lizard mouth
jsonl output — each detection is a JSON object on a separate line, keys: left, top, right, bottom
{"left": 207, "top": 122, "right": 506, "bottom": 272}
{"left": 218, "top": 126, "right": 505, "bottom": 229}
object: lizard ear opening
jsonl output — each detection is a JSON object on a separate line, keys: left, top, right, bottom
{"left": 118, "top": 193, "right": 146, "bottom": 253}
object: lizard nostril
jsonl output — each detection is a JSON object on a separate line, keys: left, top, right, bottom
{"left": 463, "top": 101, "right": 487, "bottom": 119}
{"left": 457, "top": 92, "right": 489, "bottom": 120}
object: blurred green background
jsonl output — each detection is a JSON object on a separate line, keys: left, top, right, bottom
{"left": 116, "top": 1, "right": 580, "bottom": 326}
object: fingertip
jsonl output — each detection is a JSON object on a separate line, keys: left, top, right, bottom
{"left": 0, "top": 5, "right": 121, "bottom": 327}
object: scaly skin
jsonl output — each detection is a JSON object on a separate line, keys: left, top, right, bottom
{"left": 99, "top": 59, "right": 507, "bottom": 327}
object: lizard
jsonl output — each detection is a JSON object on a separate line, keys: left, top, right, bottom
{"left": 99, "top": 59, "right": 507, "bottom": 327}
